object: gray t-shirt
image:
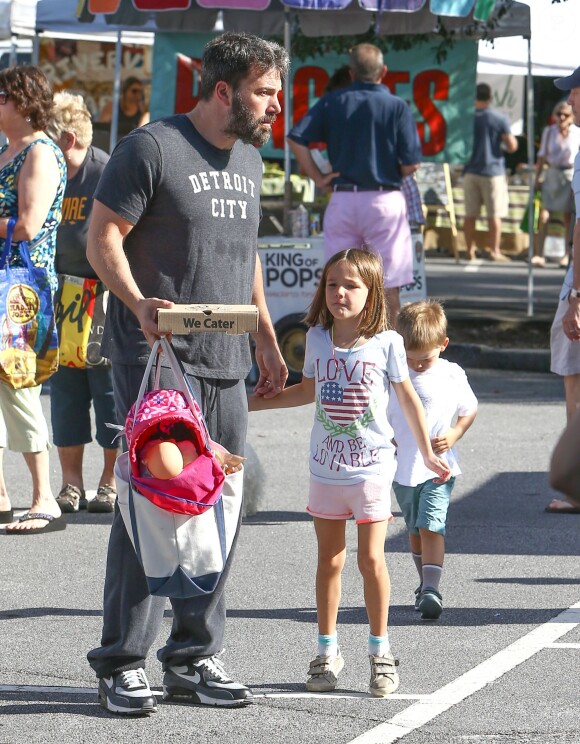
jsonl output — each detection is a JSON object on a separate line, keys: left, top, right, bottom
{"left": 56, "top": 145, "right": 109, "bottom": 277}
{"left": 96, "top": 114, "right": 263, "bottom": 378}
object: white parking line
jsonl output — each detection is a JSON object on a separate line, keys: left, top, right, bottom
{"left": 347, "top": 602, "right": 580, "bottom": 744}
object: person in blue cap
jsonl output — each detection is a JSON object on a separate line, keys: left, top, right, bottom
{"left": 545, "top": 66, "right": 580, "bottom": 514}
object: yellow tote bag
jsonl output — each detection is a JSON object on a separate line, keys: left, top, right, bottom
{"left": 54, "top": 274, "right": 109, "bottom": 368}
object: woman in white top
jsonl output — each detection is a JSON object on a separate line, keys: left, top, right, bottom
{"left": 532, "top": 101, "right": 580, "bottom": 267}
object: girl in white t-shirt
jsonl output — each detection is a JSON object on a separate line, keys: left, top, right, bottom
{"left": 249, "top": 248, "right": 450, "bottom": 697}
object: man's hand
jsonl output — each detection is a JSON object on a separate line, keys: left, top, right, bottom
{"left": 134, "top": 297, "right": 174, "bottom": 347}
{"left": 562, "top": 298, "right": 580, "bottom": 341}
{"left": 315, "top": 171, "right": 340, "bottom": 193}
{"left": 253, "top": 341, "right": 288, "bottom": 399}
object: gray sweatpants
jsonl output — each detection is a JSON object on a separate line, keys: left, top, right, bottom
{"left": 87, "top": 362, "right": 248, "bottom": 678}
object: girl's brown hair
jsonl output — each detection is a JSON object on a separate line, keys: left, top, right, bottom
{"left": 304, "top": 248, "right": 388, "bottom": 336}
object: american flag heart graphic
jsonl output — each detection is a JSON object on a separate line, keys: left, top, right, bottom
{"left": 320, "top": 381, "right": 370, "bottom": 425}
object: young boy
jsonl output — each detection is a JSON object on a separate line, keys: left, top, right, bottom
{"left": 388, "top": 300, "right": 478, "bottom": 620}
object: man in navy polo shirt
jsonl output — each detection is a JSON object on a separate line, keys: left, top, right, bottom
{"left": 287, "top": 43, "right": 422, "bottom": 323}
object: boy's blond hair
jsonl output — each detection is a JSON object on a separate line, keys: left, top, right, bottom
{"left": 397, "top": 300, "right": 447, "bottom": 351}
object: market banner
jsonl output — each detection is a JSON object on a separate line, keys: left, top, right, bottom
{"left": 151, "top": 32, "right": 477, "bottom": 163}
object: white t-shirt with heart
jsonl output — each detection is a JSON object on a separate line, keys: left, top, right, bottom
{"left": 302, "top": 326, "right": 408, "bottom": 485}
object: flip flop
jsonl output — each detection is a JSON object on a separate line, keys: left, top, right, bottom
{"left": 544, "top": 500, "right": 580, "bottom": 514}
{"left": 4, "top": 512, "right": 66, "bottom": 534}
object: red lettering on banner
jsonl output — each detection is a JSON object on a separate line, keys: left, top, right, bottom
{"left": 414, "top": 70, "right": 448, "bottom": 156}
{"left": 292, "top": 66, "right": 329, "bottom": 124}
{"left": 382, "top": 71, "right": 410, "bottom": 94}
{"left": 270, "top": 90, "right": 285, "bottom": 150}
{"left": 175, "top": 54, "right": 201, "bottom": 114}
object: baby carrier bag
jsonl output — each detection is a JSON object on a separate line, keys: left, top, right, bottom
{"left": 116, "top": 336, "right": 244, "bottom": 599}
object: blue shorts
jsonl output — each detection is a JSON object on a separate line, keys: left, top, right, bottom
{"left": 50, "top": 365, "right": 118, "bottom": 449}
{"left": 393, "top": 477, "right": 455, "bottom": 536}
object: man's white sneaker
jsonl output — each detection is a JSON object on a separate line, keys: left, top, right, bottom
{"left": 98, "top": 668, "right": 157, "bottom": 715}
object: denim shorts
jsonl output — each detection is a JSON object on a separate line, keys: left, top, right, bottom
{"left": 50, "top": 365, "right": 118, "bottom": 449}
{"left": 393, "top": 477, "right": 456, "bottom": 536}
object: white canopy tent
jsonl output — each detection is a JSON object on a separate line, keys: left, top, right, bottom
{"left": 478, "top": 0, "right": 578, "bottom": 77}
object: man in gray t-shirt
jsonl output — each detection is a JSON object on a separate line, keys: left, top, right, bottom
{"left": 86, "top": 32, "right": 289, "bottom": 716}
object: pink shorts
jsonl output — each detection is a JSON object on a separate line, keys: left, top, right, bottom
{"left": 308, "top": 476, "right": 393, "bottom": 524}
{"left": 323, "top": 191, "right": 413, "bottom": 289}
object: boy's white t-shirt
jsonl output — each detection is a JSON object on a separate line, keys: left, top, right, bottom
{"left": 303, "top": 326, "right": 408, "bottom": 485}
{"left": 388, "top": 358, "right": 478, "bottom": 487}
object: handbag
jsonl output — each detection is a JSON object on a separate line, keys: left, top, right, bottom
{"left": 55, "top": 274, "right": 111, "bottom": 368}
{"left": 116, "top": 337, "right": 243, "bottom": 599}
{"left": 0, "top": 217, "right": 59, "bottom": 389}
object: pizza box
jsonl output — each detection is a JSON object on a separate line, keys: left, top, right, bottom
{"left": 157, "top": 304, "right": 259, "bottom": 335}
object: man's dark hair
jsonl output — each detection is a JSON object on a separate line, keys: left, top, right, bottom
{"left": 476, "top": 83, "right": 492, "bottom": 102}
{"left": 199, "top": 32, "right": 289, "bottom": 101}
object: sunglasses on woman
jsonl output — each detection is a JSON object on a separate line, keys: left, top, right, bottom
{"left": 557, "top": 111, "right": 571, "bottom": 119}
{"left": 0, "top": 91, "right": 9, "bottom": 105}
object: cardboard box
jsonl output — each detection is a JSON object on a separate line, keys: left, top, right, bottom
{"left": 157, "top": 304, "right": 259, "bottom": 335}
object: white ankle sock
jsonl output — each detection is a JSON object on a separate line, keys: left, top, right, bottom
{"left": 317, "top": 633, "right": 338, "bottom": 658}
{"left": 368, "top": 633, "right": 390, "bottom": 656}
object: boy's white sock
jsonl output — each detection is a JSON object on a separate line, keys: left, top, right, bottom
{"left": 422, "top": 563, "right": 443, "bottom": 593}
{"left": 317, "top": 633, "right": 338, "bottom": 658}
{"left": 368, "top": 633, "right": 390, "bottom": 657}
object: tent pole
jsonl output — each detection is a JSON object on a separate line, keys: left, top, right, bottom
{"left": 283, "top": 8, "right": 292, "bottom": 235}
{"left": 109, "top": 30, "right": 123, "bottom": 153}
{"left": 526, "top": 36, "right": 534, "bottom": 317}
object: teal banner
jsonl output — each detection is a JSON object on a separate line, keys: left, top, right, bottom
{"left": 151, "top": 34, "right": 477, "bottom": 163}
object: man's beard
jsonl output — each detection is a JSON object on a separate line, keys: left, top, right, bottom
{"left": 224, "top": 91, "right": 276, "bottom": 147}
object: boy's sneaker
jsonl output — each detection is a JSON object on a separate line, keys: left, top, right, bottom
{"left": 368, "top": 652, "right": 400, "bottom": 697}
{"left": 305, "top": 651, "right": 344, "bottom": 692}
{"left": 418, "top": 588, "right": 443, "bottom": 620}
{"left": 414, "top": 584, "right": 422, "bottom": 611}
{"left": 98, "top": 668, "right": 157, "bottom": 715}
{"left": 162, "top": 655, "right": 252, "bottom": 706}
{"left": 56, "top": 484, "right": 87, "bottom": 513}
{"left": 88, "top": 485, "right": 117, "bottom": 513}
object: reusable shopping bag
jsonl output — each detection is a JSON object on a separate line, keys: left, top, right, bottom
{"left": 55, "top": 275, "right": 110, "bottom": 368}
{"left": 116, "top": 337, "right": 243, "bottom": 599}
{"left": 0, "top": 218, "right": 59, "bottom": 389}
{"left": 519, "top": 190, "right": 541, "bottom": 234}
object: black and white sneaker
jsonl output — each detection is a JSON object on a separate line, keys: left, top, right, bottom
{"left": 98, "top": 668, "right": 158, "bottom": 715}
{"left": 163, "top": 655, "right": 253, "bottom": 707}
